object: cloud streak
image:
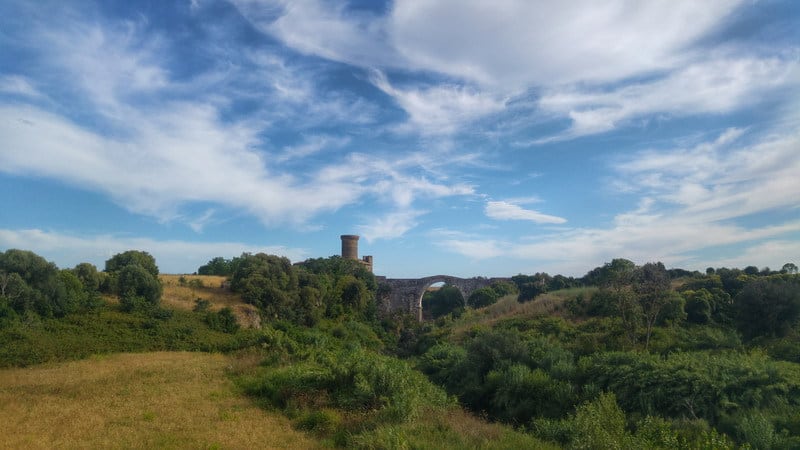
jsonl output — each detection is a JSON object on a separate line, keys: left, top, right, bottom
{"left": 440, "top": 126, "right": 800, "bottom": 274}
{"left": 485, "top": 201, "right": 566, "bottom": 224}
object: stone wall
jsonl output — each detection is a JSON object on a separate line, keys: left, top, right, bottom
{"left": 378, "top": 275, "right": 511, "bottom": 320}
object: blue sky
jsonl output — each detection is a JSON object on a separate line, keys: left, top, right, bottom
{"left": 1, "top": 0, "right": 798, "bottom": 277}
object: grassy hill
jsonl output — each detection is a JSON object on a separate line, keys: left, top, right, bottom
{"left": 0, "top": 352, "right": 320, "bottom": 449}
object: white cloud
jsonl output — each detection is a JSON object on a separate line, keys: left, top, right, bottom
{"left": 391, "top": 0, "right": 744, "bottom": 88}
{"left": 485, "top": 201, "right": 566, "bottom": 224}
{"left": 537, "top": 57, "right": 798, "bottom": 139}
{"left": 0, "top": 8, "right": 473, "bottom": 233}
{"left": 358, "top": 209, "right": 425, "bottom": 242}
{"left": 0, "top": 75, "right": 43, "bottom": 98}
{"left": 277, "top": 134, "right": 351, "bottom": 163}
{"left": 440, "top": 126, "right": 800, "bottom": 275}
{"left": 0, "top": 228, "right": 308, "bottom": 274}
{"left": 370, "top": 70, "right": 505, "bottom": 135}
{"left": 614, "top": 127, "right": 800, "bottom": 222}
{"left": 238, "top": 0, "right": 744, "bottom": 89}
{"left": 232, "top": 0, "right": 397, "bottom": 68}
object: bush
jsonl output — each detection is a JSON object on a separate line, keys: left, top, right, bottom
{"left": 735, "top": 277, "right": 800, "bottom": 340}
{"left": 117, "top": 264, "right": 161, "bottom": 311}
{"left": 205, "top": 307, "right": 240, "bottom": 333}
{"left": 468, "top": 287, "right": 499, "bottom": 309}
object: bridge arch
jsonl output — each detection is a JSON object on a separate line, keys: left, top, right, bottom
{"left": 379, "top": 275, "right": 510, "bottom": 321}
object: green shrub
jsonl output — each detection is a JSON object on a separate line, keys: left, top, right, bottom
{"left": 205, "top": 307, "right": 240, "bottom": 333}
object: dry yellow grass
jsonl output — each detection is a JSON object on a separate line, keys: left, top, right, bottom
{"left": 0, "top": 352, "right": 322, "bottom": 449}
{"left": 160, "top": 275, "right": 261, "bottom": 328}
{"left": 160, "top": 274, "right": 237, "bottom": 310}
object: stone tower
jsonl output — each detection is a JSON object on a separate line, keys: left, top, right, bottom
{"left": 341, "top": 234, "right": 359, "bottom": 260}
{"left": 340, "top": 234, "right": 373, "bottom": 272}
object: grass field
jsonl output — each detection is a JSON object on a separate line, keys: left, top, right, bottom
{"left": 0, "top": 352, "right": 321, "bottom": 449}
{"left": 160, "top": 274, "right": 261, "bottom": 328}
{"left": 447, "top": 287, "right": 598, "bottom": 338}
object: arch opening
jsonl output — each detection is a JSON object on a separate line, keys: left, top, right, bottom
{"left": 419, "top": 280, "right": 465, "bottom": 321}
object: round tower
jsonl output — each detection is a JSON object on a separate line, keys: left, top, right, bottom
{"left": 341, "top": 235, "right": 359, "bottom": 260}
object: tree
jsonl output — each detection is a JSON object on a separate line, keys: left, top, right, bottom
{"left": 72, "top": 262, "right": 101, "bottom": 293}
{"left": 684, "top": 289, "right": 713, "bottom": 324}
{"left": 198, "top": 257, "right": 233, "bottom": 276}
{"left": 0, "top": 249, "right": 68, "bottom": 317}
{"left": 468, "top": 287, "right": 499, "bottom": 309}
{"left": 512, "top": 273, "right": 552, "bottom": 302}
{"left": 117, "top": 264, "right": 162, "bottom": 311}
{"left": 334, "top": 275, "right": 371, "bottom": 316}
{"left": 633, "top": 262, "right": 671, "bottom": 350}
{"left": 782, "top": 262, "right": 798, "bottom": 275}
{"left": 734, "top": 278, "right": 800, "bottom": 340}
{"left": 423, "top": 285, "right": 465, "bottom": 319}
{"left": 105, "top": 250, "right": 159, "bottom": 277}
{"left": 582, "top": 258, "right": 635, "bottom": 288}
{"left": 744, "top": 265, "right": 760, "bottom": 276}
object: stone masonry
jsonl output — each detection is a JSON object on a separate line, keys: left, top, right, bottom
{"left": 378, "top": 275, "right": 511, "bottom": 321}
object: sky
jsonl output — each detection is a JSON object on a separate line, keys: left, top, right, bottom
{"left": 1, "top": 0, "right": 799, "bottom": 278}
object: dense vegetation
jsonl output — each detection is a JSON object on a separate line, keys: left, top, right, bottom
{"left": 2, "top": 249, "right": 800, "bottom": 448}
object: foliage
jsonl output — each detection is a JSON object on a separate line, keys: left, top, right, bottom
{"left": 205, "top": 307, "right": 240, "bottom": 333}
{"left": 105, "top": 250, "right": 159, "bottom": 277}
{"left": 197, "top": 256, "right": 234, "bottom": 276}
{"left": 422, "top": 285, "right": 465, "bottom": 319}
{"left": 0, "top": 305, "right": 263, "bottom": 367}
{"left": 0, "top": 249, "right": 70, "bottom": 317}
{"left": 735, "top": 277, "right": 800, "bottom": 340}
{"left": 467, "top": 286, "right": 499, "bottom": 309}
{"left": 118, "top": 264, "right": 162, "bottom": 311}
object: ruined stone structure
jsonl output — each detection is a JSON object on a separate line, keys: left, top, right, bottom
{"left": 341, "top": 234, "right": 373, "bottom": 272}
{"left": 336, "top": 234, "right": 508, "bottom": 320}
{"left": 378, "top": 275, "right": 511, "bottom": 321}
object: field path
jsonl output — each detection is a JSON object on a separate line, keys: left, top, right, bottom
{"left": 0, "top": 352, "right": 320, "bottom": 449}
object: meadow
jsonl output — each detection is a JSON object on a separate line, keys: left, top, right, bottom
{"left": 0, "top": 352, "right": 319, "bottom": 449}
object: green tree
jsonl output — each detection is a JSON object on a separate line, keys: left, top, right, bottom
{"left": 782, "top": 262, "right": 798, "bottom": 275}
{"left": 0, "top": 249, "right": 68, "bottom": 317}
{"left": 105, "top": 250, "right": 159, "bottom": 277}
{"left": 422, "top": 285, "right": 465, "bottom": 319}
{"left": 734, "top": 277, "right": 800, "bottom": 340}
{"left": 634, "top": 262, "right": 671, "bottom": 350}
{"left": 583, "top": 258, "right": 636, "bottom": 288}
{"left": 72, "top": 262, "right": 101, "bottom": 293}
{"left": 117, "top": 264, "right": 162, "bottom": 311}
{"left": 570, "top": 393, "right": 632, "bottom": 450}
{"left": 468, "top": 287, "right": 499, "bottom": 309}
{"left": 684, "top": 289, "right": 713, "bottom": 324}
{"left": 334, "top": 275, "right": 371, "bottom": 316}
{"left": 197, "top": 257, "right": 233, "bottom": 276}
{"left": 490, "top": 280, "right": 519, "bottom": 297}
{"left": 230, "top": 253, "right": 299, "bottom": 320}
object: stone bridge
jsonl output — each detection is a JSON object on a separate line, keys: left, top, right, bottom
{"left": 377, "top": 275, "right": 510, "bottom": 321}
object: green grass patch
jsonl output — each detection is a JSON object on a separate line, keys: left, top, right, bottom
{"left": 0, "top": 305, "right": 263, "bottom": 367}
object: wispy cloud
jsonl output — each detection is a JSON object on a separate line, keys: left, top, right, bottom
{"left": 485, "top": 201, "right": 566, "bottom": 224}
{"left": 0, "top": 75, "right": 44, "bottom": 98}
{"left": 440, "top": 125, "right": 800, "bottom": 274}
{"left": 277, "top": 134, "right": 351, "bottom": 163}
{"left": 358, "top": 209, "right": 425, "bottom": 242}
{"left": 537, "top": 57, "right": 798, "bottom": 140}
{"left": 370, "top": 70, "right": 505, "bottom": 135}
{"left": 239, "top": 0, "right": 745, "bottom": 89}
{"left": 0, "top": 5, "right": 472, "bottom": 234}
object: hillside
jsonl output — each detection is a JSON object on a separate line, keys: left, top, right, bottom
{"left": 0, "top": 352, "right": 320, "bottom": 449}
